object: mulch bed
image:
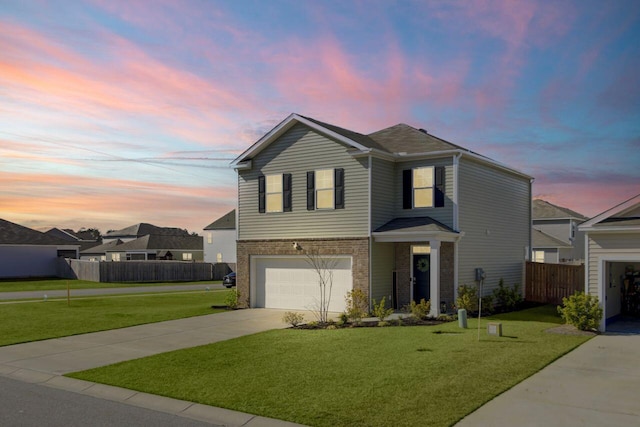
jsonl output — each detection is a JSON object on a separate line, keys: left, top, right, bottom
{"left": 293, "top": 317, "right": 450, "bottom": 329}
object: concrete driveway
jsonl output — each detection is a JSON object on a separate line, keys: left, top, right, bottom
{"left": 456, "top": 331, "right": 640, "bottom": 426}
{"left": 0, "top": 309, "right": 304, "bottom": 426}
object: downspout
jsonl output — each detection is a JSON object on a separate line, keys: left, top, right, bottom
{"left": 453, "top": 153, "right": 461, "bottom": 302}
{"left": 523, "top": 177, "right": 534, "bottom": 300}
{"left": 368, "top": 154, "right": 373, "bottom": 310}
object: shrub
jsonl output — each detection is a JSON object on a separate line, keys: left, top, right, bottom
{"left": 345, "top": 289, "right": 369, "bottom": 323}
{"left": 371, "top": 296, "right": 394, "bottom": 321}
{"left": 480, "top": 295, "right": 494, "bottom": 315}
{"left": 282, "top": 311, "right": 305, "bottom": 327}
{"left": 408, "top": 298, "right": 431, "bottom": 320}
{"left": 456, "top": 284, "right": 478, "bottom": 313}
{"left": 492, "top": 279, "right": 523, "bottom": 312}
{"left": 337, "top": 312, "right": 349, "bottom": 325}
{"left": 224, "top": 289, "right": 240, "bottom": 309}
{"left": 557, "top": 292, "right": 603, "bottom": 331}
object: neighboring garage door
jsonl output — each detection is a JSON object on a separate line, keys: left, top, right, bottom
{"left": 252, "top": 256, "right": 352, "bottom": 312}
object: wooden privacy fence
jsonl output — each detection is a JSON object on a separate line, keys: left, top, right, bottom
{"left": 525, "top": 261, "right": 584, "bottom": 305}
{"left": 60, "top": 259, "right": 214, "bottom": 283}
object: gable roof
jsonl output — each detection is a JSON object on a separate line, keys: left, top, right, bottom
{"left": 0, "top": 219, "right": 70, "bottom": 246}
{"left": 372, "top": 216, "right": 461, "bottom": 242}
{"left": 532, "top": 228, "right": 572, "bottom": 248}
{"left": 81, "top": 239, "right": 123, "bottom": 254}
{"left": 204, "top": 210, "right": 236, "bottom": 230}
{"left": 231, "top": 113, "right": 532, "bottom": 180}
{"left": 579, "top": 193, "right": 640, "bottom": 231}
{"left": 533, "top": 199, "right": 587, "bottom": 221}
{"left": 104, "top": 223, "right": 190, "bottom": 239}
{"left": 105, "top": 235, "right": 203, "bottom": 252}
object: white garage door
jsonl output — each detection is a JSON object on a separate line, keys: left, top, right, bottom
{"left": 253, "top": 256, "right": 352, "bottom": 312}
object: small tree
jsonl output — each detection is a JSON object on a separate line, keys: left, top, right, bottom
{"left": 305, "top": 249, "right": 340, "bottom": 324}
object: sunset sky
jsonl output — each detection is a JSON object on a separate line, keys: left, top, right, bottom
{"left": 1, "top": 0, "right": 639, "bottom": 234}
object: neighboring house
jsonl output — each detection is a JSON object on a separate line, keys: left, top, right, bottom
{"left": 102, "top": 223, "right": 190, "bottom": 244}
{"left": 104, "top": 234, "right": 203, "bottom": 261}
{"left": 203, "top": 210, "right": 236, "bottom": 265}
{"left": 231, "top": 113, "right": 532, "bottom": 315}
{"left": 87, "top": 223, "right": 203, "bottom": 261}
{"left": 45, "top": 227, "right": 101, "bottom": 254}
{"left": 0, "top": 219, "right": 79, "bottom": 278}
{"left": 532, "top": 199, "right": 587, "bottom": 264}
{"left": 579, "top": 193, "right": 640, "bottom": 331}
{"left": 80, "top": 239, "right": 123, "bottom": 261}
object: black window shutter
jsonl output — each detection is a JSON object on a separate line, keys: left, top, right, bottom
{"left": 402, "top": 169, "right": 412, "bottom": 209}
{"left": 283, "top": 173, "right": 292, "bottom": 212}
{"left": 334, "top": 168, "right": 344, "bottom": 209}
{"left": 306, "top": 171, "right": 315, "bottom": 210}
{"left": 258, "top": 175, "right": 265, "bottom": 213}
{"left": 435, "top": 166, "right": 445, "bottom": 208}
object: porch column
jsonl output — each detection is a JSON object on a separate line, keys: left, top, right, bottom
{"left": 430, "top": 240, "right": 441, "bottom": 317}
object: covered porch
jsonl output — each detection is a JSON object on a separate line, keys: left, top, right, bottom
{"left": 372, "top": 217, "right": 462, "bottom": 317}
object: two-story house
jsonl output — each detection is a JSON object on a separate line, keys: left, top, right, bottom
{"left": 231, "top": 114, "right": 532, "bottom": 316}
{"left": 532, "top": 199, "right": 587, "bottom": 264}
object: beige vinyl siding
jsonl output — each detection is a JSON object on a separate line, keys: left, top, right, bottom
{"left": 393, "top": 158, "right": 454, "bottom": 229}
{"left": 238, "top": 123, "right": 369, "bottom": 239}
{"left": 370, "top": 157, "right": 396, "bottom": 230}
{"left": 457, "top": 157, "right": 531, "bottom": 294}
{"left": 370, "top": 241, "right": 395, "bottom": 305}
{"left": 586, "top": 232, "right": 640, "bottom": 295}
{"left": 532, "top": 220, "right": 571, "bottom": 243}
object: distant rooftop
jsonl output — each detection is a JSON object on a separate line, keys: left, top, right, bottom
{"left": 533, "top": 199, "right": 587, "bottom": 221}
{"left": 204, "top": 210, "right": 236, "bottom": 230}
{"left": 104, "top": 223, "right": 191, "bottom": 238}
{"left": 0, "top": 219, "right": 71, "bottom": 246}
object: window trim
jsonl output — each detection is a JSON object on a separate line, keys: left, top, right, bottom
{"left": 412, "top": 166, "right": 435, "bottom": 208}
{"left": 403, "top": 166, "right": 445, "bottom": 209}
{"left": 315, "top": 168, "right": 335, "bottom": 210}
{"left": 259, "top": 173, "right": 292, "bottom": 213}
{"left": 307, "top": 168, "right": 344, "bottom": 210}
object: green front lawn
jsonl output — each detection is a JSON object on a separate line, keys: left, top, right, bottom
{"left": 69, "top": 306, "right": 589, "bottom": 427}
{"left": 0, "top": 291, "right": 228, "bottom": 346}
{"left": 0, "top": 278, "right": 221, "bottom": 293}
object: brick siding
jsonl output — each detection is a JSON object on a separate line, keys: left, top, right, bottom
{"left": 236, "top": 238, "right": 370, "bottom": 308}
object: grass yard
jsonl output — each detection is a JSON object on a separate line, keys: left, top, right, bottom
{"left": 0, "top": 290, "right": 229, "bottom": 346}
{"left": 69, "top": 306, "right": 589, "bottom": 427}
{"left": 0, "top": 278, "right": 221, "bottom": 293}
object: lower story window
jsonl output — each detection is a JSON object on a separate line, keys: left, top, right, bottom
{"left": 533, "top": 250, "right": 544, "bottom": 263}
{"left": 183, "top": 253, "right": 193, "bottom": 261}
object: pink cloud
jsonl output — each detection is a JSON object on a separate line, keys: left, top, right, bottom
{"left": 0, "top": 20, "right": 263, "bottom": 150}
{"left": 0, "top": 170, "right": 236, "bottom": 233}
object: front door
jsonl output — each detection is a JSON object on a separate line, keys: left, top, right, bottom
{"left": 413, "top": 253, "right": 431, "bottom": 302}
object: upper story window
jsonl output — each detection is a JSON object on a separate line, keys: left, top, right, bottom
{"left": 307, "top": 168, "right": 344, "bottom": 210}
{"left": 403, "top": 166, "right": 445, "bottom": 209}
{"left": 266, "top": 174, "right": 283, "bottom": 212}
{"left": 413, "top": 167, "right": 434, "bottom": 208}
{"left": 316, "top": 169, "right": 335, "bottom": 209}
{"left": 207, "top": 233, "right": 212, "bottom": 244}
{"left": 258, "top": 173, "right": 292, "bottom": 213}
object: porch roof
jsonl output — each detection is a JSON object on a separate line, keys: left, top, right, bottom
{"left": 372, "top": 217, "right": 461, "bottom": 242}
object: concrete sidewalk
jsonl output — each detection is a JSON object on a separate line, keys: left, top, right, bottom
{"left": 455, "top": 333, "right": 640, "bottom": 427}
{"left": 0, "top": 309, "right": 305, "bottom": 426}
